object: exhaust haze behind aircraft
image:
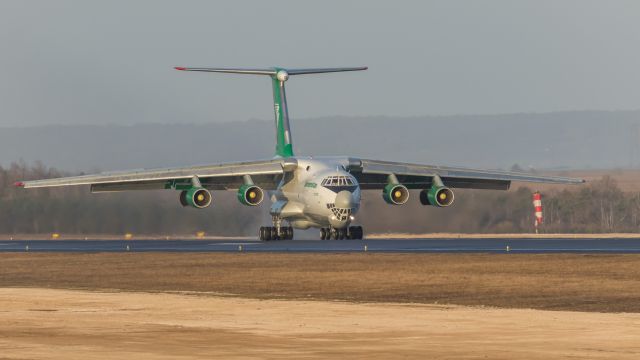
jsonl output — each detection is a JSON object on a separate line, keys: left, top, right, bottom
{"left": 17, "top": 66, "right": 584, "bottom": 240}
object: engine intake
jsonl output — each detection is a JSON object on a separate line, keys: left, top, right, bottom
{"left": 237, "top": 185, "right": 264, "bottom": 206}
{"left": 420, "top": 186, "right": 454, "bottom": 207}
{"left": 180, "top": 187, "right": 212, "bottom": 208}
{"left": 383, "top": 184, "right": 409, "bottom": 205}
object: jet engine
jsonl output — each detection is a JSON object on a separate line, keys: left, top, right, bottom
{"left": 237, "top": 184, "right": 264, "bottom": 206}
{"left": 420, "top": 185, "right": 454, "bottom": 207}
{"left": 383, "top": 184, "right": 409, "bottom": 205}
{"left": 179, "top": 187, "right": 212, "bottom": 208}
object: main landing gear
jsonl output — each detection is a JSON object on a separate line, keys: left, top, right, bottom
{"left": 259, "top": 216, "right": 294, "bottom": 241}
{"left": 320, "top": 226, "right": 364, "bottom": 240}
{"left": 259, "top": 226, "right": 293, "bottom": 241}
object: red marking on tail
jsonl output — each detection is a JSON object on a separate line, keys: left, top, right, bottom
{"left": 14, "top": 181, "right": 24, "bottom": 187}
{"left": 174, "top": 66, "right": 186, "bottom": 71}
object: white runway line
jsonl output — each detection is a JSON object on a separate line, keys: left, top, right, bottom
{"left": 208, "top": 242, "right": 263, "bottom": 246}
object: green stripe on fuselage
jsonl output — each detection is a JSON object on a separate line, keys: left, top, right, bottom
{"left": 271, "top": 70, "right": 294, "bottom": 158}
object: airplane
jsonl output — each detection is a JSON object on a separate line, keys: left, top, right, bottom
{"left": 15, "top": 66, "right": 584, "bottom": 240}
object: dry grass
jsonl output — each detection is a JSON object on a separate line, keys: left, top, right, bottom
{"left": 1, "top": 253, "right": 639, "bottom": 312}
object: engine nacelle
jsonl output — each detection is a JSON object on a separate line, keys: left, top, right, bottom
{"left": 237, "top": 184, "right": 264, "bottom": 206}
{"left": 179, "top": 187, "right": 212, "bottom": 208}
{"left": 383, "top": 184, "right": 410, "bottom": 205}
{"left": 420, "top": 185, "right": 454, "bottom": 207}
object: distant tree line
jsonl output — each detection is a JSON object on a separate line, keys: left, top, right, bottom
{"left": 0, "top": 162, "right": 263, "bottom": 236}
{"left": 360, "top": 176, "right": 640, "bottom": 234}
{"left": 0, "top": 162, "right": 638, "bottom": 235}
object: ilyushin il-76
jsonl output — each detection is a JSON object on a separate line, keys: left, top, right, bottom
{"left": 16, "top": 66, "right": 584, "bottom": 240}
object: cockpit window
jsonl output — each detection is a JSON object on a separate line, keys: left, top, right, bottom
{"left": 321, "top": 175, "right": 358, "bottom": 193}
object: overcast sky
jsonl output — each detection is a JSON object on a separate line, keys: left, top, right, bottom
{"left": 1, "top": 0, "right": 639, "bottom": 126}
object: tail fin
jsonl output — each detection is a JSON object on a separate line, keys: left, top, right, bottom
{"left": 175, "top": 66, "right": 368, "bottom": 158}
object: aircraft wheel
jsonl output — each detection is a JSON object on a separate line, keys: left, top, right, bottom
{"left": 280, "top": 226, "right": 293, "bottom": 240}
{"left": 347, "top": 226, "right": 357, "bottom": 240}
{"left": 320, "top": 228, "right": 326, "bottom": 240}
{"left": 338, "top": 229, "right": 346, "bottom": 240}
{"left": 259, "top": 226, "right": 271, "bottom": 241}
{"left": 330, "top": 228, "right": 338, "bottom": 240}
{"left": 269, "top": 226, "right": 276, "bottom": 241}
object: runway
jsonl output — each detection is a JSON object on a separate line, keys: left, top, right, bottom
{"left": 2, "top": 238, "right": 640, "bottom": 253}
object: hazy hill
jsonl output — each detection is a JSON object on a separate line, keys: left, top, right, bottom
{"left": 1, "top": 110, "right": 639, "bottom": 172}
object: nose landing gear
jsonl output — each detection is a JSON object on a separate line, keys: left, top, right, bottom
{"left": 320, "top": 226, "right": 363, "bottom": 240}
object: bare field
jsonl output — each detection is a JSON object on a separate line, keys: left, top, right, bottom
{"left": 1, "top": 288, "right": 639, "bottom": 360}
{"left": 2, "top": 253, "right": 640, "bottom": 312}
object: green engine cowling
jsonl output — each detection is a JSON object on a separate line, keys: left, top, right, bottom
{"left": 420, "top": 185, "right": 454, "bottom": 207}
{"left": 179, "top": 187, "right": 212, "bottom": 208}
{"left": 237, "top": 184, "right": 264, "bottom": 206}
{"left": 382, "top": 184, "right": 410, "bottom": 205}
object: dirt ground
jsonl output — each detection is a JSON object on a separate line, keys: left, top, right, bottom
{"left": 2, "top": 253, "right": 640, "bottom": 312}
{"left": 2, "top": 253, "right": 640, "bottom": 359}
{"left": 1, "top": 287, "right": 639, "bottom": 360}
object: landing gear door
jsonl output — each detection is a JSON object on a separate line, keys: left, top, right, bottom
{"left": 270, "top": 200, "right": 288, "bottom": 216}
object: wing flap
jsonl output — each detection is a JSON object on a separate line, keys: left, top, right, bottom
{"left": 355, "top": 173, "right": 511, "bottom": 190}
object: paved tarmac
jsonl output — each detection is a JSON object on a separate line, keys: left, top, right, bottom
{"left": 1, "top": 238, "right": 640, "bottom": 253}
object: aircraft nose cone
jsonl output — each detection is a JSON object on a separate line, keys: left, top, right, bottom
{"left": 335, "top": 190, "right": 354, "bottom": 209}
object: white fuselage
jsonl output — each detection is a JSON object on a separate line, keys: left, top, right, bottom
{"left": 269, "top": 157, "right": 361, "bottom": 229}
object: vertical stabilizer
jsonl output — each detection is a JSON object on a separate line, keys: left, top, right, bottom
{"left": 271, "top": 68, "right": 294, "bottom": 157}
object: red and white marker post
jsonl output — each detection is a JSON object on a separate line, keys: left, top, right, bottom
{"left": 532, "top": 192, "right": 543, "bottom": 234}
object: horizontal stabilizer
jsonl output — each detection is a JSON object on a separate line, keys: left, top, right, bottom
{"left": 174, "top": 67, "right": 276, "bottom": 75}
{"left": 174, "top": 66, "right": 367, "bottom": 76}
{"left": 286, "top": 67, "right": 368, "bottom": 75}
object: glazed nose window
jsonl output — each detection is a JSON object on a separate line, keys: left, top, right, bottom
{"left": 321, "top": 176, "right": 358, "bottom": 193}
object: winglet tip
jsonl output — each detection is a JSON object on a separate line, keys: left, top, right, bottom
{"left": 174, "top": 66, "right": 186, "bottom": 71}
{"left": 14, "top": 181, "right": 24, "bottom": 187}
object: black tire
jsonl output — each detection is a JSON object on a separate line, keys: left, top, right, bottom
{"left": 357, "top": 226, "right": 364, "bottom": 240}
{"left": 320, "top": 228, "right": 326, "bottom": 240}
{"left": 288, "top": 226, "right": 294, "bottom": 240}
{"left": 347, "top": 226, "right": 357, "bottom": 240}
{"left": 280, "top": 227, "right": 290, "bottom": 240}
{"left": 330, "top": 228, "right": 338, "bottom": 240}
{"left": 262, "top": 226, "right": 272, "bottom": 241}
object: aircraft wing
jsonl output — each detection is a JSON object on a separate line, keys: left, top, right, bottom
{"left": 349, "top": 158, "right": 584, "bottom": 190}
{"left": 16, "top": 159, "right": 295, "bottom": 192}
